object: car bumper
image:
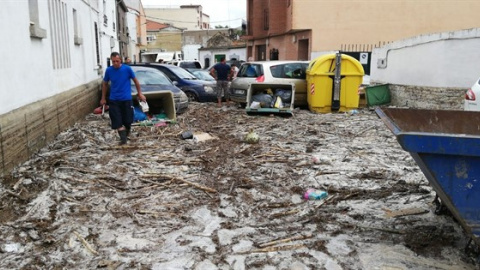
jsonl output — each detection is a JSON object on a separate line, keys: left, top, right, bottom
{"left": 198, "top": 93, "right": 217, "bottom": 103}
{"left": 175, "top": 100, "right": 189, "bottom": 114}
{"left": 230, "top": 88, "right": 247, "bottom": 103}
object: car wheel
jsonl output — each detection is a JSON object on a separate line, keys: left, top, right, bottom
{"left": 186, "top": 92, "right": 198, "bottom": 102}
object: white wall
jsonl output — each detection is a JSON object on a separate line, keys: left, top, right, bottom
{"left": 0, "top": 0, "right": 109, "bottom": 115}
{"left": 126, "top": 9, "right": 139, "bottom": 62}
{"left": 99, "top": 0, "right": 118, "bottom": 67}
{"left": 199, "top": 48, "right": 247, "bottom": 65}
{"left": 371, "top": 28, "right": 480, "bottom": 88}
{"left": 183, "top": 44, "right": 202, "bottom": 60}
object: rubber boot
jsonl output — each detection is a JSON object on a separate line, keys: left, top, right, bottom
{"left": 118, "top": 129, "right": 127, "bottom": 145}
{"left": 125, "top": 125, "right": 131, "bottom": 140}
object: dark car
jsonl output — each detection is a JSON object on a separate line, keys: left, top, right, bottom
{"left": 187, "top": 68, "right": 216, "bottom": 82}
{"left": 130, "top": 66, "right": 189, "bottom": 114}
{"left": 132, "top": 63, "right": 217, "bottom": 102}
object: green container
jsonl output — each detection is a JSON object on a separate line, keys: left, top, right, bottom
{"left": 365, "top": 84, "right": 391, "bottom": 106}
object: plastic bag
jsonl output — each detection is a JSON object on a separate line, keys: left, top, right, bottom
{"left": 272, "top": 96, "right": 284, "bottom": 108}
{"left": 133, "top": 106, "right": 147, "bottom": 122}
{"left": 275, "top": 89, "right": 292, "bottom": 103}
{"left": 252, "top": 94, "right": 273, "bottom": 108}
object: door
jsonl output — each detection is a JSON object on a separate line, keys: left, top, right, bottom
{"left": 256, "top": 45, "right": 266, "bottom": 61}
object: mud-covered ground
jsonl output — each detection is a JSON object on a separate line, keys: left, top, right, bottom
{"left": 0, "top": 103, "right": 478, "bottom": 270}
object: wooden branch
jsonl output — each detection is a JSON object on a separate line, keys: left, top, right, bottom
{"left": 73, "top": 231, "right": 99, "bottom": 255}
{"left": 356, "top": 225, "right": 405, "bottom": 234}
{"left": 173, "top": 177, "right": 217, "bottom": 193}
{"left": 258, "top": 234, "right": 313, "bottom": 248}
{"left": 96, "top": 179, "right": 125, "bottom": 191}
{"left": 237, "top": 244, "right": 306, "bottom": 254}
{"left": 269, "top": 209, "right": 300, "bottom": 218}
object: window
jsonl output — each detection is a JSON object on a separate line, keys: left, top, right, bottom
{"left": 94, "top": 22, "right": 100, "bottom": 65}
{"left": 270, "top": 63, "right": 308, "bottom": 79}
{"left": 73, "top": 9, "right": 82, "bottom": 45}
{"left": 146, "top": 35, "right": 156, "bottom": 43}
{"left": 132, "top": 70, "right": 171, "bottom": 86}
{"left": 238, "top": 64, "right": 263, "bottom": 78}
{"left": 48, "top": 0, "right": 71, "bottom": 69}
{"left": 29, "top": 0, "right": 47, "bottom": 38}
{"left": 263, "top": 9, "right": 269, "bottom": 30}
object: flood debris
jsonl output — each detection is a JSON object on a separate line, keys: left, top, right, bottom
{"left": 0, "top": 102, "right": 478, "bottom": 269}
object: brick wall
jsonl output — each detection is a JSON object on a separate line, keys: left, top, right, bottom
{"left": 387, "top": 84, "right": 464, "bottom": 110}
{"left": 0, "top": 79, "right": 101, "bottom": 175}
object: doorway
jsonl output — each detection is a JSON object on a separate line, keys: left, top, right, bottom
{"left": 298, "top": 39, "right": 309, "bottom": 60}
{"left": 256, "top": 45, "right": 266, "bottom": 61}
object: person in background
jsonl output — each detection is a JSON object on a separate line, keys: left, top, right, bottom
{"left": 210, "top": 57, "right": 232, "bottom": 107}
{"left": 124, "top": 56, "right": 132, "bottom": 64}
{"left": 230, "top": 63, "right": 239, "bottom": 80}
{"left": 101, "top": 52, "right": 146, "bottom": 145}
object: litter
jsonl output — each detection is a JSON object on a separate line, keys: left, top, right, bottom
{"left": 193, "top": 132, "right": 216, "bottom": 143}
{"left": 139, "top": 101, "right": 149, "bottom": 112}
{"left": 304, "top": 189, "right": 328, "bottom": 200}
{"left": 93, "top": 105, "right": 109, "bottom": 114}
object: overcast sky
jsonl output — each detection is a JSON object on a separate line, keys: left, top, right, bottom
{"left": 141, "top": 0, "right": 247, "bottom": 28}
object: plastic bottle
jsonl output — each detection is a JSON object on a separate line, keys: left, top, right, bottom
{"left": 303, "top": 189, "right": 328, "bottom": 200}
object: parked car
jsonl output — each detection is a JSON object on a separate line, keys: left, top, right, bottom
{"left": 130, "top": 66, "right": 189, "bottom": 114}
{"left": 464, "top": 76, "right": 480, "bottom": 111}
{"left": 167, "top": 60, "right": 203, "bottom": 69}
{"left": 187, "top": 68, "right": 216, "bottom": 82}
{"left": 132, "top": 63, "right": 217, "bottom": 102}
{"left": 229, "top": 61, "right": 310, "bottom": 107}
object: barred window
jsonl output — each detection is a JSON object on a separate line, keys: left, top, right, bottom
{"left": 48, "top": 0, "right": 71, "bottom": 69}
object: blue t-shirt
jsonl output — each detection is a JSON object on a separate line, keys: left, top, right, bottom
{"left": 103, "top": 64, "right": 136, "bottom": 101}
{"left": 213, "top": 63, "right": 231, "bottom": 81}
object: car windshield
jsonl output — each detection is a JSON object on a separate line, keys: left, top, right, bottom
{"left": 238, "top": 64, "right": 263, "bottom": 78}
{"left": 270, "top": 63, "right": 308, "bottom": 79}
{"left": 191, "top": 70, "right": 215, "bottom": 81}
{"left": 132, "top": 69, "right": 172, "bottom": 85}
{"left": 170, "top": 66, "right": 198, "bottom": 80}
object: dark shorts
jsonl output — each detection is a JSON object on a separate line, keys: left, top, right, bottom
{"left": 108, "top": 100, "right": 133, "bottom": 129}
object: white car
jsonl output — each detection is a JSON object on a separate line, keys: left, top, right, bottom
{"left": 230, "top": 61, "right": 310, "bottom": 107}
{"left": 464, "top": 76, "right": 480, "bottom": 111}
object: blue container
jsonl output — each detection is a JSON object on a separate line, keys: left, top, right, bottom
{"left": 376, "top": 107, "right": 480, "bottom": 247}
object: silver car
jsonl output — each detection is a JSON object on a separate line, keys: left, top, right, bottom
{"left": 230, "top": 61, "right": 309, "bottom": 107}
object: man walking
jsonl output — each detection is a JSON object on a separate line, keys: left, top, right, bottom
{"left": 210, "top": 57, "right": 232, "bottom": 107}
{"left": 101, "top": 52, "right": 146, "bottom": 145}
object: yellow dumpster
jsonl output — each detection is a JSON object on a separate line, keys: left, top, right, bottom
{"left": 306, "top": 53, "right": 364, "bottom": 113}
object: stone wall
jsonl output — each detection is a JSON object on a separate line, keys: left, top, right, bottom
{"left": 0, "top": 80, "right": 101, "bottom": 175}
{"left": 385, "top": 84, "right": 464, "bottom": 110}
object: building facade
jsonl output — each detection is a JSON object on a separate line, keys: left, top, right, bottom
{"left": 199, "top": 32, "right": 247, "bottom": 69}
{"left": 144, "top": 21, "right": 183, "bottom": 52}
{"left": 245, "top": 0, "right": 480, "bottom": 61}
{"left": 0, "top": 0, "right": 147, "bottom": 174}
{"left": 145, "top": 5, "right": 210, "bottom": 30}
